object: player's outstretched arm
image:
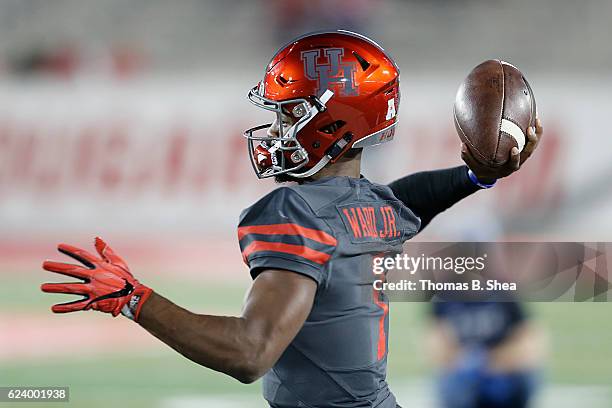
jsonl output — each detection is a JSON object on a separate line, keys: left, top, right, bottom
{"left": 41, "top": 238, "right": 316, "bottom": 384}
{"left": 388, "top": 165, "right": 480, "bottom": 231}
{"left": 137, "top": 269, "right": 316, "bottom": 383}
{"left": 389, "top": 119, "right": 543, "bottom": 231}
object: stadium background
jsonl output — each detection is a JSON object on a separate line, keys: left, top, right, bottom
{"left": 0, "top": 0, "right": 611, "bottom": 406}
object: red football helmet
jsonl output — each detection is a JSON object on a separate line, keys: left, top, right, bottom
{"left": 244, "top": 30, "right": 400, "bottom": 179}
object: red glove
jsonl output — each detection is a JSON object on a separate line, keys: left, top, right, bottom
{"left": 41, "top": 237, "right": 152, "bottom": 320}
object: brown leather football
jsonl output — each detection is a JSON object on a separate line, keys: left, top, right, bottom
{"left": 454, "top": 59, "right": 536, "bottom": 166}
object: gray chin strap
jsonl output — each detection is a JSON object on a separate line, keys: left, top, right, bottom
{"left": 288, "top": 154, "right": 331, "bottom": 178}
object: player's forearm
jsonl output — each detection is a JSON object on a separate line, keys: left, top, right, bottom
{"left": 137, "top": 291, "right": 265, "bottom": 383}
{"left": 388, "top": 165, "right": 480, "bottom": 230}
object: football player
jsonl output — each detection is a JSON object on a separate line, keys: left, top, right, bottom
{"left": 428, "top": 301, "right": 545, "bottom": 408}
{"left": 41, "top": 31, "right": 542, "bottom": 408}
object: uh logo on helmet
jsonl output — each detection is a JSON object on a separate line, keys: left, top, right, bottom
{"left": 244, "top": 30, "right": 400, "bottom": 179}
{"left": 301, "top": 48, "right": 359, "bottom": 97}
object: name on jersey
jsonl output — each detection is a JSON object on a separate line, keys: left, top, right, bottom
{"left": 339, "top": 204, "right": 401, "bottom": 241}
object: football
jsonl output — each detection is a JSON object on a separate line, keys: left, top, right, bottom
{"left": 454, "top": 59, "right": 537, "bottom": 166}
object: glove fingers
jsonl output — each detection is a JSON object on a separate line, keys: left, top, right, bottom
{"left": 57, "top": 244, "right": 99, "bottom": 268}
{"left": 41, "top": 282, "right": 89, "bottom": 295}
{"left": 94, "top": 237, "right": 129, "bottom": 271}
{"left": 42, "top": 261, "right": 91, "bottom": 280}
{"left": 51, "top": 298, "right": 90, "bottom": 313}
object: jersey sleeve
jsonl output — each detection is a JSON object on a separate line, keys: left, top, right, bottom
{"left": 388, "top": 166, "right": 479, "bottom": 232}
{"left": 237, "top": 187, "right": 337, "bottom": 285}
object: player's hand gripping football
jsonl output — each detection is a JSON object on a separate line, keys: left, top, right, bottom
{"left": 41, "top": 237, "right": 152, "bottom": 320}
{"left": 462, "top": 118, "right": 543, "bottom": 183}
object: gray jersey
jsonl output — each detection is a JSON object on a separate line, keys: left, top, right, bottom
{"left": 238, "top": 176, "right": 420, "bottom": 408}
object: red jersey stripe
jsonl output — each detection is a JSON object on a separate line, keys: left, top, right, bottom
{"left": 241, "top": 240, "right": 332, "bottom": 265}
{"left": 373, "top": 288, "right": 389, "bottom": 360}
{"left": 238, "top": 223, "right": 337, "bottom": 247}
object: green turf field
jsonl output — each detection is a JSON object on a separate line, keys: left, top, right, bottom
{"left": 1, "top": 274, "right": 611, "bottom": 407}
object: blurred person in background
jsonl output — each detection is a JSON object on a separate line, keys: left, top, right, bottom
{"left": 427, "top": 300, "right": 546, "bottom": 408}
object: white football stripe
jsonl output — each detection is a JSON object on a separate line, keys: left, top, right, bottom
{"left": 500, "top": 119, "right": 526, "bottom": 152}
{"left": 500, "top": 60, "right": 519, "bottom": 70}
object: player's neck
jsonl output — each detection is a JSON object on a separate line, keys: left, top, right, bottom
{"left": 310, "top": 151, "right": 362, "bottom": 180}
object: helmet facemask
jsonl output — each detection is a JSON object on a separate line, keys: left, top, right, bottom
{"left": 244, "top": 85, "right": 334, "bottom": 179}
